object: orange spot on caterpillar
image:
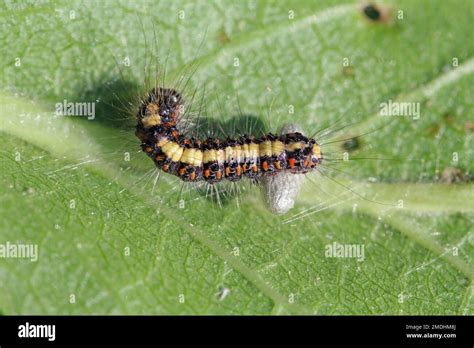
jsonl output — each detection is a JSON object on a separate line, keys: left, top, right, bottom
{"left": 288, "top": 158, "right": 296, "bottom": 169}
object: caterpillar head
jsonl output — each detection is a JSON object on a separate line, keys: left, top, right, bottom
{"left": 137, "top": 88, "right": 184, "bottom": 129}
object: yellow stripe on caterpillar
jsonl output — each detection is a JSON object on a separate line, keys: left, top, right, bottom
{"left": 193, "top": 150, "right": 203, "bottom": 166}
{"left": 286, "top": 141, "right": 303, "bottom": 152}
{"left": 217, "top": 149, "right": 225, "bottom": 163}
{"left": 233, "top": 145, "right": 243, "bottom": 162}
{"left": 225, "top": 146, "right": 238, "bottom": 162}
{"left": 171, "top": 147, "right": 184, "bottom": 162}
{"left": 249, "top": 143, "right": 259, "bottom": 158}
{"left": 181, "top": 148, "right": 195, "bottom": 164}
{"left": 181, "top": 148, "right": 203, "bottom": 166}
{"left": 203, "top": 149, "right": 217, "bottom": 163}
{"left": 142, "top": 114, "right": 161, "bottom": 128}
{"left": 161, "top": 141, "right": 184, "bottom": 162}
{"left": 242, "top": 143, "right": 250, "bottom": 161}
{"left": 271, "top": 140, "right": 285, "bottom": 156}
{"left": 259, "top": 141, "right": 272, "bottom": 157}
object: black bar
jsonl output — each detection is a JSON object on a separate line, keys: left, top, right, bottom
{"left": 0, "top": 315, "right": 472, "bottom": 346}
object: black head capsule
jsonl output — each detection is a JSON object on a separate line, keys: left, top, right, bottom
{"left": 137, "top": 88, "right": 184, "bottom": 128}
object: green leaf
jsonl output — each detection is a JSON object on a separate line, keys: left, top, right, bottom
{"left": 0, "top": 0, "right": 473, "bottom": 314}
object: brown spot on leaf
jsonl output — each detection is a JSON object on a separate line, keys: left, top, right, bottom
{"left": 342, "top": 137, "right": 360, "bottom": 151}
{"left": 342, "top": 65, "right": 355, "bottom": 77}
{"left": 426, "top": 123, "right": 441, "bottom": 137}
{"left": 464, "top": 122, "right": 474, "bottom": 133}
{"left": 217, "top": 28, "right": 230, "bottom": 44}
{"left": 439, "top": 167, "right": 469, "bottom": 184}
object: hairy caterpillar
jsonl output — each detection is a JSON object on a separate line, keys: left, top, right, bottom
{"left": 135, "top": 87, "right": 323, "bottom": 184}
